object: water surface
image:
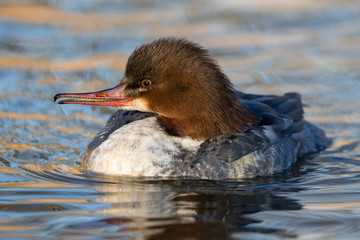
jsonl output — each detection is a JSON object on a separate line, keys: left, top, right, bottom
{"left": 0, "top": 0, "right": 360, "bottom": 239}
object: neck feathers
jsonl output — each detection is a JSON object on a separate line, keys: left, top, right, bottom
{"left": 157, "top": 90, "right": 257, "bottom": 140}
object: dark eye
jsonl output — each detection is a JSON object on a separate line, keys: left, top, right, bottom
{"left": 141, "top": 79, "right": 152, "bottom": 87}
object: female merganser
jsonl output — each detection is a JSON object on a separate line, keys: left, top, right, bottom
{"left": 54, "top": 37, "right": 330, "bottom": 179}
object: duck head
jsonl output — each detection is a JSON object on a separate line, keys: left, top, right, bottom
{"left": 54, "top": 37, "right": 257, "bottom": 139}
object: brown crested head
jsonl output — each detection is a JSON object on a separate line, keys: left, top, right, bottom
{"left": 121, "top": 37, "right": 257, "bottom": 139}
{"left": 54, "top": 37, "right": 257, "bottom": 140}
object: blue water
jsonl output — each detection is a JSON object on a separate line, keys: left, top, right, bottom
{"left": 0, "top": 1, "right": 359, "bottom": 239}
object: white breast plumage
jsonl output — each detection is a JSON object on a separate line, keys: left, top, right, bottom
{"left": 84, "top": 117, "right": 203, "bottom": 176}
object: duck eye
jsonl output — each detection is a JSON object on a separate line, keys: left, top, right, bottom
{"left": 141, "top": 79, "right": 152, "bottom": 87}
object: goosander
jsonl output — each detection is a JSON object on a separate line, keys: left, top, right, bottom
{"left": 53, "top": 37, "right": 330, "bottom": 179}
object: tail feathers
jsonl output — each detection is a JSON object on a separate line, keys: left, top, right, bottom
{"left": 296, "top": 121, "right": 331, "bottom": 157}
